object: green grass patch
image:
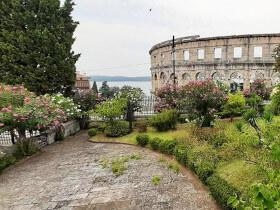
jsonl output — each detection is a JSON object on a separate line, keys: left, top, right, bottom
{"left": 217, "top": 160, "right": 262, "bottom": 193}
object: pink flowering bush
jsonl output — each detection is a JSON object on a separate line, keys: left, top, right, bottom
{"left": 73, "top": 89, "right": 101, "bottom": 112}
{"left": 154, "top": 84, "right": 183, "bottom": 112}
{"left": 183, "top": 80, "right": 229, "bottom": 127}
{"left": 0, "top": 85, "right": 80, "bottom": 142}
{"left": 155, "top": 80, "right": 229, "bottom": 127}
{"left": 243, "top": 79, "right": 271, "bottom": 100}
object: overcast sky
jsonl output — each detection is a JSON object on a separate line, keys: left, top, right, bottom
{"left": 70, "top": 0, "right": 280, "bottom": 77}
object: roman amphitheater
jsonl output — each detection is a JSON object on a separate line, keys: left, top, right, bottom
{"left": 150, "top": 33, "right": 280, "bottom": 92}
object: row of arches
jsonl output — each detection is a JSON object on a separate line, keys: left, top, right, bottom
{"left": 152, "top": 71, "right": 280, "bottom": 90}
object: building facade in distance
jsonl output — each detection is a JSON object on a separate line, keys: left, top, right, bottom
{"left": 74, "top": 72, "right": 90, "bottom": 91}
{"left": 150, "top": 34, "right": 280, "bottom": 91}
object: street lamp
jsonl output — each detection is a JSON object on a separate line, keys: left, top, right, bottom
{"left": 172, "top": 36, "right": 176, "bottom": 85}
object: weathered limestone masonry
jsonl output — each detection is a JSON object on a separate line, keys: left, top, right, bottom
{"left": 150, "top": 34, "right": 280, "bottom": 91}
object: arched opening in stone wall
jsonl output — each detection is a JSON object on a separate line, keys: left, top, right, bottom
{"left": 154, "top": 73, "right": 158, "bottom": 80}
{"left": 196, "top": 72, "right": 206, "bottom": 81}
{"left": 230, "top": 72, "right": 244, "bottom": 93}
{"left": 170, "top": 73, "right": 178, "bottom": 85}
{"left": 250, "top": 72, "right": 264, "bottom": 83}
{"left": 182, "top": 73, "right": 191, "bottom": 84}
{"left": 160, "top": 72, "right": 167, "bottom": 86}
{"left": 271, "top": 72, "right": 280, "bottom": 85}
{"left": 212, "top": 72, "right": 225, "bottom": 82}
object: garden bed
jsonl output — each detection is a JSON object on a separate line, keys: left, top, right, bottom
{"left": 90, "top": 117, "right": 280, "bottom": 209}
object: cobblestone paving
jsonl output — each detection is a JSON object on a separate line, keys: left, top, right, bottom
{"left": 0, "top": 132, "right": 219, "bottom": 209}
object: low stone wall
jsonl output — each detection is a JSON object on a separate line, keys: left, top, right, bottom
{"left": 0, "top": 120, "right": 81, "bottom": 156}
{"left": 42, "top": 120, "right": 80, "bottom": 145}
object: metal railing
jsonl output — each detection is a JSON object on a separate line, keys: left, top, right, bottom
{"left": 0, "top": 130, "right": 41, "bottom": 146}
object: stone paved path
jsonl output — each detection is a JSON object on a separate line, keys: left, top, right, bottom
{"left": 0, "top": 132, "right": 219, "bottom": 210}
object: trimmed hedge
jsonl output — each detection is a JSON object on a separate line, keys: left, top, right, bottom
{"left": 196, "top": 162, "right": 216, "bottom": 183}
{"left": 136, "top": 134, "right": 149, "bottom": 146}
{"left": 206, "top": 175, "right": 241, "bottom": 209}
{"left": 149, "top": 137, "right": 162, "bottom": 150}
{"left": 88, "top": 128, "right": 98, "bottom": 137}
{"left": 158, "top": 139, "right": 178, "bottom": 155}
{"left": 105, "top": 121, "right": 130, "bottom": 137}
{"left": 149, "top": 109, "right": 179, "bottom": 131}
{"left": 174, "top": 145, "right": 189, "bottom": 166}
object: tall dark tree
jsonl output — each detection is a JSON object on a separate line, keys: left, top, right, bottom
{"left": 91, "top": 81, "right": 98, "bottom": 93}
{"left": 99, "top": 81, "right": 110, "bottom": 98}
{"left": 0, "top": 0, "right": 80, "bottom": 95}
{"left": 274, "top": 44, "right": 280, "bottom": 73}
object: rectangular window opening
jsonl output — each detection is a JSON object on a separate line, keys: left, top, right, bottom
{"left": 198, "top": 49, "right": 204, "bottom": 60}
{"left": 214, "top": 48, "right": 222, "bottom": 59}
{"left": 184, "top": 50, "right": 189, "bottom": 60}
{"left": 234, "top": 47, "right": 242, "bottom": 58}
{"left": 254, "top": 46, "right": 262, "bottom": 58}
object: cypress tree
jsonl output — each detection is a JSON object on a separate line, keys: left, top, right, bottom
{"left": 0, "top": 0, "right": 80, "bottom": 95}
{"left": 92, "top": 81, "right": 98, "bottom": 93}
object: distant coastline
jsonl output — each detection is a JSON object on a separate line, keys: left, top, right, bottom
{"left": 90, "top": 75, "right": 151, "bottom": 82}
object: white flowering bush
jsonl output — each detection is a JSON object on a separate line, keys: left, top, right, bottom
{"left": 45, "top": 94, "right": 81, "bottom": 120}
{"left": 115, "top": 86, "right": 144, "bottom": 112}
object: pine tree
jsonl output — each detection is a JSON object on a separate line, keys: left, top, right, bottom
{"left": 99, "top": 81, "right": 110, "bottom": 98}
{"left": 0, "top": 0, "right": 80, "bottom": 95}
{"left": 92, "top": 81, "right": 98, "bottom": 93}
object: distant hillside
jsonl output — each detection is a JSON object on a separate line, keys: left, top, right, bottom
{"left": 90, "top": 75, "right": 151, "bottom": 82}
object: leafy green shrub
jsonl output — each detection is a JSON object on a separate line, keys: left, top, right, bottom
{"left": 196, "top": 162, "right": 216, "bottom": 183}
{"left": 206, "top": 175, "right": 241, "bottom": 209}
{"left": 243, "top": 108, "right": 258, "bottom": 122}
{"left": 271, "top": 85, "right": 280, "bottom": 115}
{"left": 0, "top": 156, "right": 18, "bottom": 173}
{"left": 158, "top": 139, "right": 178, "bottom": 155}
{"left": 208, "top": 131, "right": 229, "bottom": 148}
{"left": 222, "top": 91, "right": 245, "bottom": 121}
{"left": 14, "top": 138, "right": 39, "bottom": 158}
{"left": 149, "top": 137, "right": 162, "bottom": 150}
{"left": 246, "top": 93, "right": 264, "bottom": 113}
{"left": 105, "top": 121, "right": 130, "bottom": 137}
{"left": 88, "top": 128, "right": 98, "bottom": 137}
{"left": 136, "top": 134, "right": 149, "bottom": 146}
{"left": 97, "top": 123, "right": 107, "bottom": 132}
{"left": 89, "top": 122, "right": 102, "bottom": 129}
{"left": 178, "top": 115, "right": 187, "bottom": 124}
{"left": 135, "top": 120, "right": 148, "bottom": 133}
{"left": 149, "top": 109, "right": 179, "bottom": 132}
{"left": 174, "top": 145, "right": 189, "bottom": 166}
